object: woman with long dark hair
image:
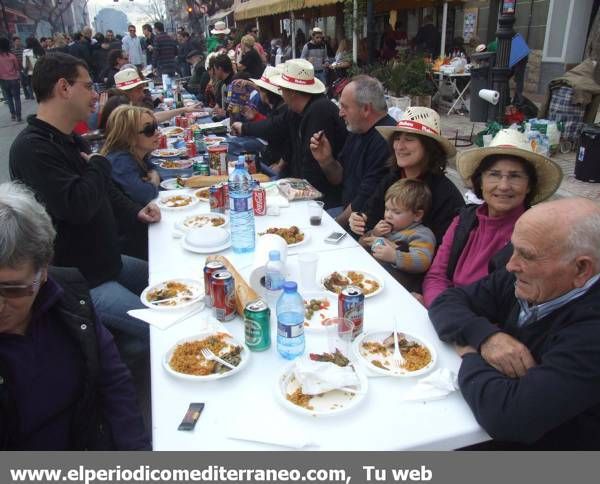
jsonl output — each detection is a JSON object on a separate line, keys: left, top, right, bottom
{"left": 0, "top": 37, "right": 22, "bottom": 122}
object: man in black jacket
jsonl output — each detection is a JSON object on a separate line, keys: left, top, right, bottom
{"left": 429, "top": 198, "right": 600, "bottom": 449}
{"left": 231, "top": 58, "right": 347, "bottom": 208}
{"left": 9, "top": 53, "right": 161, "bottom": 357}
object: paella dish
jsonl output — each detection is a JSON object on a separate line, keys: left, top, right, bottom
{"left": 322, "top": 270, "right": 381, "bottom": 296}
{"left": 169, "top": 333, "right": 242, "bottom": 376}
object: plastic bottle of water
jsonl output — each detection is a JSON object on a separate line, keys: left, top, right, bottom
{"left": 265, "top": 250, "right": 284, "bottom": 290}
{"left": 228, "top": 155, "right": 256, "bottom": 253}
{"left": 276, "top": 281, "right": 305, "bottom": 360}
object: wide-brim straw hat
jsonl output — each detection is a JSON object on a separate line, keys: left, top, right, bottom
{"left": 251, "top": 65, "right": 282, "bottom": 96}
{"left": 270, "top": 58, "right": 325, "bottom": 95}
{"left": 457, "top": 128, "right": 563, "bottom": 204}
{"left": 376, "top": 107, "right": 457, "bottom": 157}
{"left": 211, "top": 21, "right": 230, "bottom": 35}
{"left": 114, "top": 68, "right": 148, "bottom": 91}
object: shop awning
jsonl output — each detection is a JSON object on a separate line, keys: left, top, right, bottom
{"left": 234, "top": 0, "right": 304, "bottom": 21}
{"left": 209, "top": 7, "right": 234, "bottom": 23}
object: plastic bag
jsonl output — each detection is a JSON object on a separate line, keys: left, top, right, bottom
{"left": 525, "top": 118, "right": 561, "bottom": 154}
{"left": 474, "top": 121, "right": 503, "bottom": 147}
{"left": 277, "top": 178, "right": 322, "bottom": 201}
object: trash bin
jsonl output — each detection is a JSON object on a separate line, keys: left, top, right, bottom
{"left": 469, "top": 52, "right": 495, "bottom": 123}
{"left": 575, "top": 124, "right": 600, "bottom": 183}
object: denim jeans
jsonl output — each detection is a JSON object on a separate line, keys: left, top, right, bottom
{"left": 90, "top": 255, "right": 149, "bottom": 358}
{"left": 0, "top": 79, "right": 21, "bottom": 118}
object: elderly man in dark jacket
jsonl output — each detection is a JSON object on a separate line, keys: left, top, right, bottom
{"left": 0, "top": 182, "right": 149, "bottom": 450}
{"left": 429, "top": 197, "right": 600, "bottom": 450}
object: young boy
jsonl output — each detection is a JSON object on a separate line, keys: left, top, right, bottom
{"left": 362, "top": 179, "right": 436, "bottom": 275}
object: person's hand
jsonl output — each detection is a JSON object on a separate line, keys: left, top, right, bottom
{"left": 360, "top": 235, "right": 376, "bottom": 247}
{"left": 137, "top": 202, "right": 161, "bottom": 224}
{"left": 230, "top": 122, "right": 243, "bottom": 136}
{"left": 147, "top": 45, "right": 153, "bottom": 52}
{"left": 480, "top": 332, "right": 536, "bottom": 378}
{"left": 212, "top": 107, "right": 225, "bottom": 118}
{"left": 309, "top": 130, "right": 333, "bottom": 165}
{"left": 241, "top": 105, "right": 257, "bottom": 121}
{"left": 372, "top": 238, "right": 396, "bottom": 263}
{"left": 145, "top": 170, "right": 161, "bottom": 187}
{"left": 80, "top": 152, "right": 91, "bottom": 162}
{"left": 349, "top": 212, "right": 367, "bottom": 235}
{"left": 411, "top": 292, "right": 425, "bottom": 306}
{"left": 183, "top": 102, "right": 203, "bottom": 113}
{"left": 454, "top": 343, "right": 477, "bottom": 358}
{"left": 98, "top": 91, "right": 108, "bottom": 113}
{"left": 371, "top": 220, "right": 392, "bottom": 237}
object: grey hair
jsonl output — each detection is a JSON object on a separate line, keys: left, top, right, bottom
{"left": 563, "top": 211, "right": 600, "bottom": 265}
{"left": 351, "top": 75, "right": 388, "bottom": 113}
{"left": 0, "top": 182, "right": 56, "bottom": 270}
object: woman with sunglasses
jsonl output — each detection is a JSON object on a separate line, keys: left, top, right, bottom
{"left": 100, "top": 105, "right": 161, "bottom": 205}
{"left": 0, "top": 182, "right": 150, "bottom": 450}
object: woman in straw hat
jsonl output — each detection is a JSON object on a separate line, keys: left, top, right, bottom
{"left": 349, "top": 107, "right": 464, "bottom": 245}
{"left": 421, "top": 129, "right": 562, "bottom": 307}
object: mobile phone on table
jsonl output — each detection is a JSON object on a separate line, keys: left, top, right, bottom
{"left": 178, "top": 403, "right": 205, "bottom": 431}
{"left": 324, "top": 231, "right": 347, "bottom": 244}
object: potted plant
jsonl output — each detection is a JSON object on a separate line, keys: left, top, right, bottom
{"left": 385, "top": 56, "right": 435, "bottom": 108}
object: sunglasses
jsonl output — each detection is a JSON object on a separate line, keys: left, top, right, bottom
{"left": 0, "top": 271, "right": 42, "bottom": 299}
{"left": 139, "top": 122, "right": 159, "bottom": 137}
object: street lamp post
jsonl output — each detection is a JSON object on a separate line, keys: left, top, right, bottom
{"left": 490, "top": 0, "right": 516, "bottom": 122}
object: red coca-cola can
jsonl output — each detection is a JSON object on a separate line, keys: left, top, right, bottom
{"left": 175, "top": 117, "right": 181, "bottom": 127}
{"left": 186, "top": 141, "right": 197, "bottom": 158}
{"left": 211, "top": 270, "right": 236, "bottom": 321}
{"left": 253, "top": 186, "right": 267, "bottom": 216}
{"left": 179, "top": 116, "right": 189, "bottom": 129}
{"left": 203, "top": 261, "right": 224, "bottom": 307}
{"left": 184, "top": 128, "right": 194, "bottom": 142}
{"left": 158, "top": 134, "right": 167, "bottom": 149}
{"left": 245, "top": 153, "right": 257, "bottom": 174}
{"left": 209, "top": 184, "right": 224, "bottom": 213}
{"left": 220, "top": 182, "right": 229, "bottom": 210}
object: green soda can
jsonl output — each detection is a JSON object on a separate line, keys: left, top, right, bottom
{"left": 244, "top": 299, "right": 271, "bottom": 351}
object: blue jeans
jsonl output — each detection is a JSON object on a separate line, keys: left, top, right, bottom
{"left": 0, "top": 79, "right": 21, "bottom": 118}
{"left": 90, "top": 255, "right": 149, "bottom": 356}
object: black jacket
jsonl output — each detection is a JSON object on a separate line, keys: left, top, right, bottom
{"left": 242, "top": 95, "right": 347, "bottom": 208}
{"left": 429, "top": 268, "right": 600, "bottom": 449}
{"left": 363, "top": 170, "right": 465, "bottom": 244}
{"left": 0, "top": 267, "right": 149, "bottom": 450}
{"left": 9, "top": 116, "right": 142, "bottom": 287}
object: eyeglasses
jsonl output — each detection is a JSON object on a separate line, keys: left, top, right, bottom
{"left": 139, "top": 122, "right": 159, "bottom": 137}
{"left": 0, "top": 271, "right": 42, "bottom": 299}
{"left": 69, "top": 80, "right": 95, "bottom": 91}
{"left": 483, "top": 170, "right": 528, "bottom": 185}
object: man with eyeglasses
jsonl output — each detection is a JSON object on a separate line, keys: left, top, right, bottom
{"left": 429, "top": 198, "right": 600, "bottom": 449}
{"left": 9, "top": 53, "right": 161, "bottom": 361}
{"left": 0, "top": 181, "right": 150, "bottom": 450}
{"left": 122, "top": 25, "right": 144, "bottom": 69}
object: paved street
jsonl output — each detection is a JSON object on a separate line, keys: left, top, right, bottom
{"left": 0, "top": 97, "right": 38, "bottom": 184}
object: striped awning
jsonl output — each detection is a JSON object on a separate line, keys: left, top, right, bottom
{"left": 233, "top": 0, "right": 340, "bottom": 21}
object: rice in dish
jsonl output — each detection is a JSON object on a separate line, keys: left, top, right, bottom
{"left": 323, "top": 271, "right": 380, "bottom": 295}
{"left": 169, "top": 333, "right": 242, "bottom": 376}
{"left": 361, "top": 333, "right": 431, "bottom": 372}
{"left": 160, "top": 195, "right": 193, "bottom": 207}
{"left": 147, "top": 281, "right": 194, "bottom": 306}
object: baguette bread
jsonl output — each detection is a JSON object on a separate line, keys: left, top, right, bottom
{"left": 179, "top": 173, "right": 270, "bottom": 188}
{"left": 206, "top": 255, "right": 260, "bottom": 315}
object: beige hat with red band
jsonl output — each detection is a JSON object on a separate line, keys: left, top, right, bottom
{"left": 251, "top": 65, "right": 283, "bottom": 96}
{"left": 114, "top": 68, "right": 148, "bottom": 91}
{"left": 376, "top": 107, "right": 457, "bottom": 157}
{"left": 211, "top": 21, "right": 230, "bottom": 35}
{"left": 457, "top": 129, "right": 562, "bottom": 204}
{"left": 270, "top": 58, "right": 325, "bottom": 95}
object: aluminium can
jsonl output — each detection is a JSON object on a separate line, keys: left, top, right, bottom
{"left": 370, "top": 237, "right": 386, "bottom": 252}
{"left": 209, "top": 184, "right": 224, "bottom": 213}
{"left": 220, "top": 182, "right": 229, "bottom": 210}
{"left": 186, "top": 140, "right": 197, "bottom": 158}
{"left": 252, "top": 187, "right": 267, "bottom": 216}
{"left": 203, "top": 261, "right": 225, "bottom": 307}
{"left": 338, "top": 286, "right": 364, "bottom": 339}
{"left": 211, "top": 271, "right": 236, "bottom": 321}
{"left": 244, "top": 299, "right": 271, "bottom": 351}
{"left": 158, "top": 134, "right": 168, "bottom": 149}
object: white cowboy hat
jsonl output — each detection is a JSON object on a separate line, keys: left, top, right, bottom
{"left": 114, "top": 68, "right": 148, "bottom": 91}
{"left": 270, "top": 58, "right": 325, "bottom": 95}
{"left": 311, "top": 27, "right": 323, "bottom": 35}
{"left": 376, "top": 107, "right": 457, "bottom": 157}
{"left": 211, "top": 21, "right": 230, "bottom": 35}
{"left": 251, "top": 65, "right": 283, "bottom": 96}
{"left": 457, "top": 129, "right": 563, "bottom": 204}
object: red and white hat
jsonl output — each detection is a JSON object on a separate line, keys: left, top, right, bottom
{"left": 250, "top": 65, "right": 283, "bottom": 96}
{"left": 271, "top": 59, "right": 325, "bottom": 95}
{"left": 376, "top": 107, "right": 456, "bottom": 157}
{"left": 114, "top": 68, "right": 148, "bottom": 91}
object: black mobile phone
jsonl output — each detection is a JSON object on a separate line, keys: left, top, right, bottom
{"left": 178, "top": 403, "right": 205, "bottom": 431}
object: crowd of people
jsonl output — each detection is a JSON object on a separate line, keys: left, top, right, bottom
{"left": 1, "top": 18, "right": 600, "bottom": 452}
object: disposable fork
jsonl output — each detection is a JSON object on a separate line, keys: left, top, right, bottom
{"left": 392, "top": 317, "right": 406, "bottom": 370}
{"left": 200, "top": 348, "right": 236, "bottom": 370}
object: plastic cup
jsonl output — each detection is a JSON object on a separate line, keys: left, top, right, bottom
{"left": 297, "top": 252, "right": 318, "bottom": 290}
{"left": 308, "top": 201, "right": 324, "bottom": 226}
{"left": 325, "top": 318, "right": 355, "bottom": 357}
